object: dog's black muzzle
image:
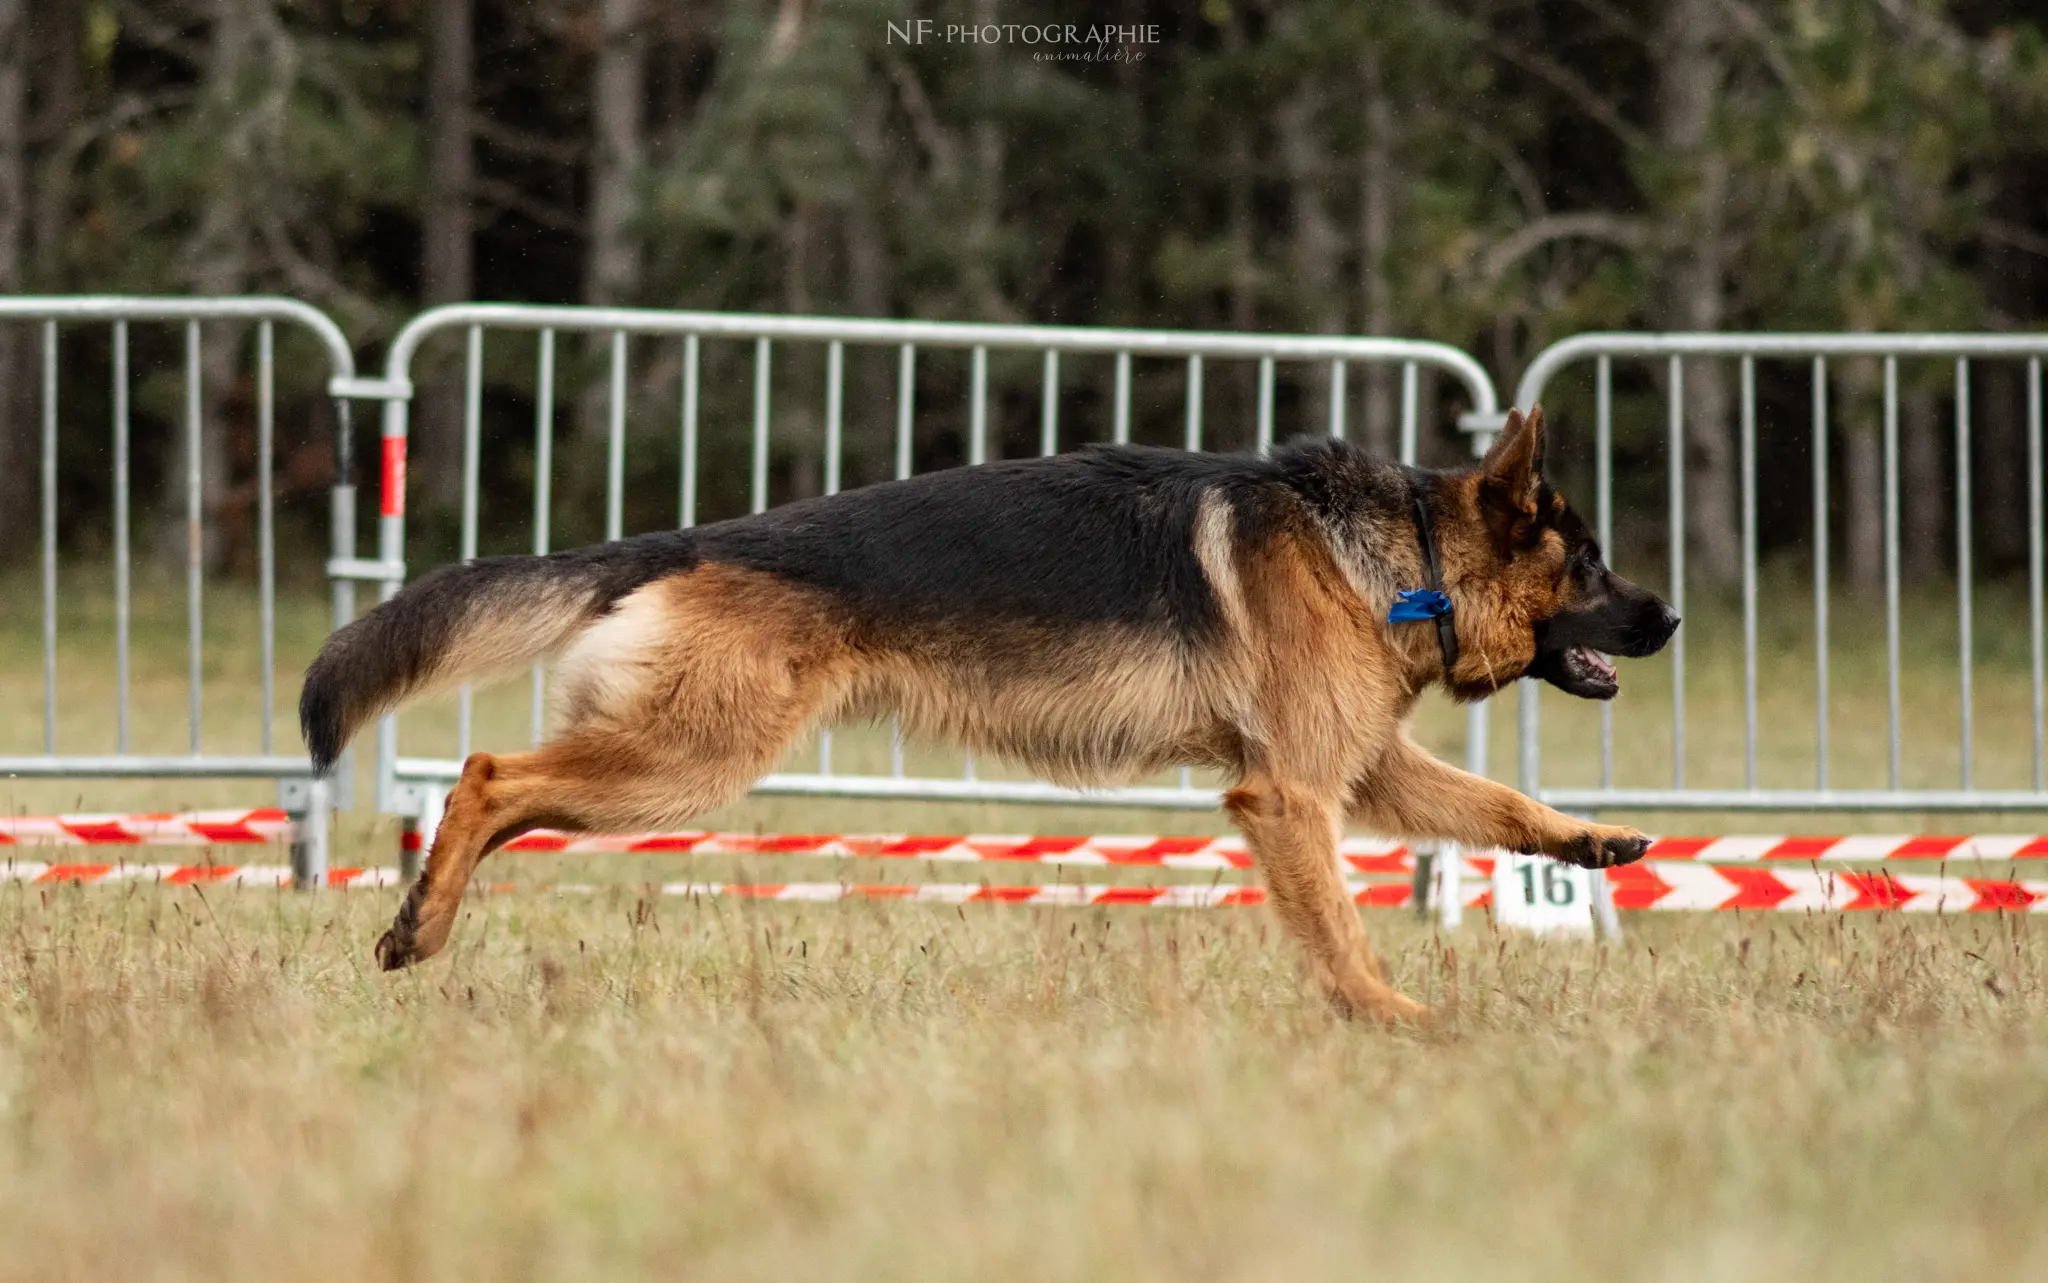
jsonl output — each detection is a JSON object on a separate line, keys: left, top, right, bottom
{"left": 1529, "top": 583, "right": 1679, "bottom": 701}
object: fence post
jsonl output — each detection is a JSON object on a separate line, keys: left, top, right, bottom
{"left": 290, "top": 777, "right": 331, "bottom": 889}
{"left": 400, "top": 786, "right": 445, "bottom": 883}
{"left": 374, "top": 391, "right": 411, "bottom": 816}
{"left": 1590, "top": 869, "right": 1621, "bottom": 938}
{"left": 1432, "top": 842, "right": 1464, "bottom": 929}
{"left": 328, "top": 396, "right": 357, "bottom": 807}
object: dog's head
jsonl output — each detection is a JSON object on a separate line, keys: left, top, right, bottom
{"left": 1441, "top": 406, "right": 1678, "bottom": 701}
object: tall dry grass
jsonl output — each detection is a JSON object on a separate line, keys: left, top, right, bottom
{"left": 0, "top": 886, "right": 2041, "bottom": 1281}
{"left": 4, "top": 565, "right": 2048, "bottom": 1279}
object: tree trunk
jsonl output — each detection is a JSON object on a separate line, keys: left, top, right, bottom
{"left": 586, "top": 0, "right": 645, "bottom": 308}
{"left": 1357, "top": 48, "right": 1395, "bottom": 459}
{"left": 845, "top": 93, "right": 893, "bottom": 469}
{"left": 417, "top": 0, "right": 472, "bottom": 518}
{"left": 782, "top": 199, "right": 821, "bottom": 495}
{"left": 1226, "top": 122, "right": 1254, "bottom": 336}
{"left": 1278, "top": 82, "right": 1341, "bottom": 440}
{"left": 1654, "top": 0, "right": 1740, "bottom": 585}
{"left": 1220, "top": 13, "right": 1255, "bottom": 451}
{"left": 0, "top": 0, "right": 19, "bottom": 282}
{"left": 26, "top": 0, "right": 77, "bottom": 287}
{"left": 0, "top": 0, "right": 29, "bottom": 555}
{"left": 1888, "top": 218, "right": 1946, "bottom": 582}
{"left": 184, "top": 0, "right": 267, "bottom": 573}
{"left": 962, "top": 0, "right": 1006, "bottom": 321}
{"left": 1977, "top": 185, "right": 2035, "bottom": 572}
{"left": 1415, "top": 371, "right": 1443, "bottom": 468}
{"left": 1673, "top": 357, "right": 1738, "bottom": 582}
{"left": 1977, "top": 356, "right": 2026, "bottom": 575}
{"left": 1101, "top": 0, "right": 1140, "bottom": 324}
{"left": 572, "top": 0, "right": 645, "bottom": 530}
{"left": 1843, "top": 427, "right": 1883, "bottom": 596}
{"left": 844, "top": 165, "right": 890, "bottom": 320}
{"left": 419, "top": 0, "right": 475, "bottom": 520}
{"left": 1901, "top": 388, "right": 1944, "bottom": 581}
{"left": 1841, "top": 360, "right": 1884, "bottom": 594}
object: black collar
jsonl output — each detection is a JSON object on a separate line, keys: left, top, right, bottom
{"left": 1412, "top": 489, "right": 1461, "bottom": 674}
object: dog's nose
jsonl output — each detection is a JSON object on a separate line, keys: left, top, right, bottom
{"left": 1654, "top": 606, "right": 1680, "bottom": 645}
{"left": 1625, "top": 603, "right": 1681, "bottom": 656}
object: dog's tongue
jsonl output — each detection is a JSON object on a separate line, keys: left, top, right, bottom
{"left": 1575, "top": 647, "right": 1617, "bottom": 684}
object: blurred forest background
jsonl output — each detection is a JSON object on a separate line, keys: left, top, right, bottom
{"left": 3, "top": 0, "right": 2048, "bottom": 587}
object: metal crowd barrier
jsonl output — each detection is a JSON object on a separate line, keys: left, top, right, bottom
{"left": 1513, "top": 333, "right": 2048, "bottom": 817}
{"left": 349, "top": 305, "right": 1501, "bottom": 870}
{"left": 28, "top": 299, "right": 2044, "bottom": 909}
{"left": 0, "top": 296, "right": 363, "bottom": 885}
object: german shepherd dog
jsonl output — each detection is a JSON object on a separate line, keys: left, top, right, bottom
{"left": 301, "top": 407, "right": 1676, "bottom": 1022}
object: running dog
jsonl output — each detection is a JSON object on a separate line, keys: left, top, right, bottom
{"left": 301, "top": 406, "right": 1677, "bottom": 1021}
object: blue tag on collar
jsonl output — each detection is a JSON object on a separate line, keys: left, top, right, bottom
{"left": 1387, "top": 589, "right": 1452, "bottom": 623}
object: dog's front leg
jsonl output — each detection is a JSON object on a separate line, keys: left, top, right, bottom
{"left": 1224, "top": 774, "right": 1430, "bottom": 1024}
{"left": 1348, "top": 737, "right": 1648, "bottom": 868}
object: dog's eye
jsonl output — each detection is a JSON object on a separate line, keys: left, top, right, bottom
{"left": 1567, "top": 547, "right": 1604, "bottom": 591}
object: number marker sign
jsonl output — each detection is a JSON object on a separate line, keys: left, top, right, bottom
{"left": 1492, "top": 852, "right": 1596, "bottom": 936}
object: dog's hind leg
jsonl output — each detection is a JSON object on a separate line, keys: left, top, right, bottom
{"left": 375, "top": 734, "right": 780, "bottom": 970}
{"left": 381, "top": 709, "right": 803, "bottom": 966}
{"left": 376, "top": 748, "right": 535, "bottom": 970}
{"left": 376, "top": 564, "right": 851, "bottom": 970}
{"left": 1347, "top": 737, "right": 1648, "bottom": 868}
{"left": 1225, "top": 773, "right": 1430, "bottom": 1024}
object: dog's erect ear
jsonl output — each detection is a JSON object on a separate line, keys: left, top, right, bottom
{"left": 1479, "top": 405, "right": 1545, "bottom": 528}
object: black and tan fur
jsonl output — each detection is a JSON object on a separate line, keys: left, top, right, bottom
{"left": 301, "top": 407, "right": 1677, "bottom": 1022}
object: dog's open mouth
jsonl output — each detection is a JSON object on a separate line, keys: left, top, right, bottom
{"left": 1557, "top": 646, "right": 1618, "bottom": 699}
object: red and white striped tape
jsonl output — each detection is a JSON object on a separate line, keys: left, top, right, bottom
{"left": 4, "top": 813, "right": 2047, "bottom": 913}
{"left": 607, "top": 881, "right": 1407, "bottom": 908}
{"left": 1605, "top": 863, "right": 2048, "bottom": 913}
{"left": 5, "top": 813, "right": 2046, "bottom": 866}
{"left": 0, "top": 810, "right": 293, "bottom": 847}
{"left": 2, "top": 861, "right": 2043, "bottom": 914}
{"left": 0, "top": 862, "right": 396, "bottom": 888}
{"left": 475, "top": 829, "right": 2048, "bottom": 866}
{"left": 634, "top": 870, "right": 2048, "bottom": 913}
{"left": 491, "top": 830, "right": 1420, "bottom": 873}
{"left": 1642, "top": 835, "right": 2048, "bottom": 861}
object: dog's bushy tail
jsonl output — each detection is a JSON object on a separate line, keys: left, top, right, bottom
{"left": 299, "top": 537, "right": 693, "bottom": 775}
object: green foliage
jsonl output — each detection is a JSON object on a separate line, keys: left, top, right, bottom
{"left": 14, "top": 0, "right": 2048, "bottom": 557}
{"left": 46, "top": 2, "right": 419, "bottom": 335}
{"left": 23, "top": 0, "right": 2043, "bottom": 361}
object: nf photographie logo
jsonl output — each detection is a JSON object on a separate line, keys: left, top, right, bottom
{"left": 886, "top": 20, "right": 1160, "bottom": 61}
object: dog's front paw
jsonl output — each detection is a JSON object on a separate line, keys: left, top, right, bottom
{"left": 1552, "top": 825, "right": 1650, "bottom": 869}
{"left": 374, "top": 891, "right": 424, "bottom": 971}
{"left": 374, "top": 928, "right": 414, "bottom": 971}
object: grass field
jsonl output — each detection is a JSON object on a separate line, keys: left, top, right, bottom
{"left": 5, "top": 565, "right": 2048, "bottom": 1279}
{"left": 0, "top": 888, "right": 2043, "bottom": 1281}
